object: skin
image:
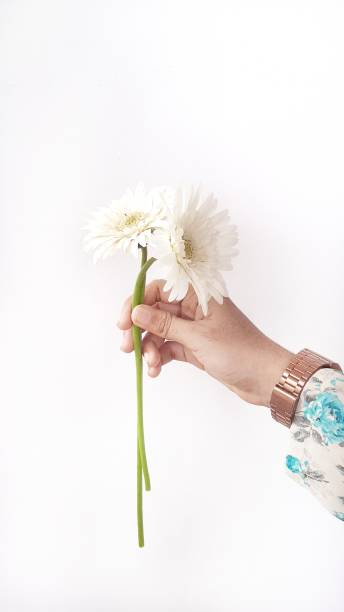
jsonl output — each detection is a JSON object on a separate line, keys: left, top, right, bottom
{"left": 117, "top": 280, "right": 294, "bottom": 407}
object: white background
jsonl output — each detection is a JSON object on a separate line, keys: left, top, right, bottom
{"left": 1, "top": 1, "right": 344, "bottom": 611}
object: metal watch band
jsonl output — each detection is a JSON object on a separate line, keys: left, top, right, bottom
{"left": 270, "top": 348, "right": 342, "bottom": 428}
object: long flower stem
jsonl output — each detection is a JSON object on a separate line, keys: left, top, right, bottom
{"left": 136, "top": 247, "right": 147, "bottom": 548}
{"left": 137, "top": 439, "right": 144, "bottom": 547}
{"left": 132, "top": 248, "right": 155, "bottom": 546}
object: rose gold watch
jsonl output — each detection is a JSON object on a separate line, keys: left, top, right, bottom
{"left": 270, "top": 348, "right": 342, "bottom": 428}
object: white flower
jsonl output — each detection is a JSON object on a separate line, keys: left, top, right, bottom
{"left": 151, "top": 186, "right": 238, "bottom": 315}
{"left": 84, "top": 183, "right": 169, "bottom": 260}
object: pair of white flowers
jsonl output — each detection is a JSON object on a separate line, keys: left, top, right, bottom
{"left": 84, "top": 182, "right": 238, "bottom": 546}
{"left": 84, "top": 184, "right": 238, "bottom": 315}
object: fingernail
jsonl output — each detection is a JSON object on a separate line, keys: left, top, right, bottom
{"left": 132, "top": 305, "right": 151, "bottom": 327}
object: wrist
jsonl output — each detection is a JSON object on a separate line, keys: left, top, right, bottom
{"left": 256, "top": 344, "right": 295, "bottom": 408}
{"left": 225, "top": 340, "right": 294, "bottom": 408}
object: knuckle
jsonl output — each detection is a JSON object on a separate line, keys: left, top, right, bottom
{"left": 156, "top": 311, "right": 172, "bottom": 338}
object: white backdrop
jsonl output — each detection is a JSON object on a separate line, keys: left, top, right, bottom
{"left": 1, "top": 1, "right": 344, "bottom": 611}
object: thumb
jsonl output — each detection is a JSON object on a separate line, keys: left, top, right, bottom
{"left": 132, "top": 304, "right": 196, "bottom": 346}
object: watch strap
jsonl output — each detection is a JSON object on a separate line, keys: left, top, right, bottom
{"left": 270, "top": 348, "right": 342, "bottom": 428}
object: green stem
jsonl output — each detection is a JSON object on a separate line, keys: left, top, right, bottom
{"left": 136, "top": 247, "right": 147, "bottom": 548}
{"left": 140, "top": 245, "right": 148, "bottom": 268}
{"left": 137, "top": 439, "right": 144, "bottom": 547}
{"left": 132, "top": 248, "right": 155, "bottom": 546}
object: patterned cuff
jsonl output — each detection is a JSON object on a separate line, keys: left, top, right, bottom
{"left": 285, "top": 367, "right": 344, "bottom": 521}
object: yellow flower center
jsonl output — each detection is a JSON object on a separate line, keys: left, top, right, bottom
{"left": 183, "top": 237, "right": 193, "bottom": 260}
{"left": 118, "top": 211, "right": 146, "bottom": 230}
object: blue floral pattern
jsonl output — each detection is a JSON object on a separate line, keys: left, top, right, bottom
{"left": 303, "top": 392, "right": 344, "bottom": 445}
{"left": 286, "top": 455, "right": 302, "bottom": 473}
{"left": 285, "top": 454, "right": 328, "bottom": 485}
{"left": 286, "top": 368, "right": 344, "bottom": 522}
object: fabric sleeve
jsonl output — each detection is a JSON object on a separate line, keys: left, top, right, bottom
{"left": 285, "top": 367, "right": 344, "bottom": 521}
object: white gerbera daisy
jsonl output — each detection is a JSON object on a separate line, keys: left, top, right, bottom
{"left": 151, "top": 186, "right": 238, "bottom": 315}
{"left": 84, "top": 183, "right": 169, "bottom": 261}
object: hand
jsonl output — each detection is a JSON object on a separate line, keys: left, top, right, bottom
{"left": 117, "top": 280, "right": 293, "bottom": 407}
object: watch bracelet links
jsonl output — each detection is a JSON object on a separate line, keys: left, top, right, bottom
{"left": 270, "top": 348, "right": 342, "bottom": 428}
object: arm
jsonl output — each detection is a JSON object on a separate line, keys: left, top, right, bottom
{"left": 117, "top": 280, "right": 344, "bottom": 520}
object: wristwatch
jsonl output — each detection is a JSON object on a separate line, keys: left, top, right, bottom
{"left": 270, "top": 348, "right": 342, "bottom": 428}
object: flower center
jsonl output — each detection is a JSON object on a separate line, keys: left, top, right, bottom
{"left": 183, "top": 237, "right": 193, "bottom": 260}
{"left": 118, "top": 211, "right": 146, "bottom": 230}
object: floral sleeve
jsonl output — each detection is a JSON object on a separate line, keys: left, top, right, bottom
{"left": 286, "top": 367, "right": 344, "bottom": 522}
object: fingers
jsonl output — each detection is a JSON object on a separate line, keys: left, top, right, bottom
{"left": 121, "top": 322, "right": 187, "bottom": 377}
{"left": 142, "top": 334, "right": 162, "bottom": 378}
{"left": 120, "top": 326, "right": 163, "bottom": 376}
{"left": 143, "top": 339, "right": 186, "bottom": 377}
{"left": 160, "top": 341, "right": 186, "bottom": 366}
{"left": 143, "top": 279, "right": 182, "bottom": 308}
{"left": 117, "top": 280, "right": 179, "bottom": 331}
{"left": 131, "top": 304, "right": 197, "bottom": 348}
{"left": 142, "top": 334, "right": 163, "bottom": 367}
{"left": 155, "top": 301, "right": 183, "bottom": 317}
{"left": 120, "top": 328, "right": 134, "bottom": 353}
{"left": 117, "top": 294, "right": 134, "bottom": 331}
{"left": 119, "top": 302, "right": 183, "bottom": 353}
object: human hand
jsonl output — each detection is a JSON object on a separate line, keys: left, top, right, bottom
{"left": 117, "top": 280, "right": 293, "bottom": 407}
